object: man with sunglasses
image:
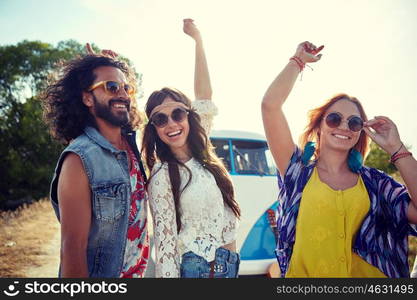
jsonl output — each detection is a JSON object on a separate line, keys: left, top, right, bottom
{"left": 43, "top": 47, "right": 149, "bottom": 278}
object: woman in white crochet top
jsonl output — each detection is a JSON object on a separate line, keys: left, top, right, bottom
{"left": 142, "top": 19, "right": 241, "bottom": 278}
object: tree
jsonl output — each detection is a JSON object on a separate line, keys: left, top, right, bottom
{"left": 364, "top": 142, "right": 398, "bottom": 174}
{"left": 0, "top": 40, "right": 142, "bottom": 209}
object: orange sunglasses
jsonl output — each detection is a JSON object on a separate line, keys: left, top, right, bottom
{"left": 88, "top": 80, "right": 135, "bottom": 96}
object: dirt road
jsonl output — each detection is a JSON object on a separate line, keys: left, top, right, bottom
{"left": 24, "top": 230, "right": 60, "bottom": 277}
{"left": 0, "top": 200, "right": 155, "bottom": 278}
{"left": 23, "top": 229, "right": 156, "bottom": 278}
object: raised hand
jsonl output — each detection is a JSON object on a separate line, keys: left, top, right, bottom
{"left": 294, "top": 41, "right": 324, "bottom": 63}
{"left": 183, "top": 18, "right": 201, "bottom": 41}
{"left": 85, "top": 43, "right": 118, "bottom": 58}
{"left": 363, "top": 116, "right": 403, "bottom": 155}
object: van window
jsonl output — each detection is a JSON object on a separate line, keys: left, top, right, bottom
{"left": 210, "top": 139, "right": 231, "bottom": 171}
{"left": 232, "top": 140, "right": 277, "bottom": 176}
{"left": 265, "top": 149, "right": 278, "bottom": 176}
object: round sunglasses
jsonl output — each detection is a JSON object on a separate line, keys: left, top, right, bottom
{"left": 325, "top": 112, "right": 364, "bottom": 132}
{"left": 88, "top": 80, "right": 135, "bottom": 96}
{"left": 151, "top": 107, "right": 189, "bottom": 128}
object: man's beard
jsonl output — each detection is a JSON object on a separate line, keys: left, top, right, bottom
{"left": 92, "top": 94, "right": 130, "bottom": 127}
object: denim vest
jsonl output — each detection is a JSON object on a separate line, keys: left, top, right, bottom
{"left": 50, "top": 126, "right": 147, "bottom": 277}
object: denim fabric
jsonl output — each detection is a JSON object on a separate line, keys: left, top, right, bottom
{"left": 50, "top": 126, "right": 146, "bottom": 277}
{"left": 180, "top": 247, "right": 240, "bottom": 278}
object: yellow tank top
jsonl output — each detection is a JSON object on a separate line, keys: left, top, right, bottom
{"left": 286, "top": 167, "right": 386, "bottom": 277}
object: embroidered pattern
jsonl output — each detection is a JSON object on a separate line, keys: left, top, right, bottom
{"left": 148, "top": 100, "right": 238, "bottom": 278}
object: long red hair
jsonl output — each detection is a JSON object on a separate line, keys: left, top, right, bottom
{"left": 299, "top": 93, "right": 370, "bottom": 159}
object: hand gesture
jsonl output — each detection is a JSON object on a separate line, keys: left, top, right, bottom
{"left": 294, "top": 41, "right": 324, "bottom": 63}
{"left": 85, "top": 43, "right": 118, "bottom": 58}
{"left": 363, "top": 116, "right": 403, "bottom": 155}
{"left": 183, "top": 18, "right": 201, "bottom": 41}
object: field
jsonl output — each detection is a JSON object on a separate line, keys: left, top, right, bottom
{"left": 0, "top": 199, "right": 416, "bottom": 277}
{"left": 0, "top": 199, "right": 60, "bottom": 277}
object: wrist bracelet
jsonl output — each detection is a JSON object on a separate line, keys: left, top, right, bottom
{"left": 391, "top": 143, "right": 404, "bottom": 157}
{"left": 390, "top": 151, "right": 412, "bottom": 164}
{"left": 290, "top": 56, "right": 305, "bottom": 72}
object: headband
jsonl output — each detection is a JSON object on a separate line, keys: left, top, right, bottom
{"left": 149, "top": 102, "right": 189, "bottom": 120}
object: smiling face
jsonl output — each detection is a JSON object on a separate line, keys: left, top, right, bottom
{"left": 319, "top": 99, "right": 363, "bottom": 153}
{"left": 153, "top": 97, "right": 191, "bottom": 158}
{"left": 84, "top": 66, "right": 132, "bottom": 127}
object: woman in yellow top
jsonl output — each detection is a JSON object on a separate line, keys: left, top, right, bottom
{"left": 261, "top": 41, "right": 417, "bottom": 277}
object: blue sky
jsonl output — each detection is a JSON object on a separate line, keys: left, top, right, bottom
{"left": 1, "top": 0, "right": 417, "bottom": 152}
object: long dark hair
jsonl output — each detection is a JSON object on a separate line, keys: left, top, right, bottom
{"left": 42, "top": 55, "right": 141, "bottom": 144}
{"left": 142, "top": 87, "right": 240, "bottom": 232}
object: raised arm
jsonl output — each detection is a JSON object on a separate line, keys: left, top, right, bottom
{"left": 261, "top": 41, "right": 323, "bottom": 175}
{"left": 183, "top": 18, "right": 212, "bottom": 100}
{"left": 85, "top": 43, "right": 118, "bottom": 58}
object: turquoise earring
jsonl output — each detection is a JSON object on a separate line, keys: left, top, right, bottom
{"left": 301, "top": 142, "right": 316, "bottom": 165}
{"left": 347, "top": 148, "right": 363, "bottom": 173}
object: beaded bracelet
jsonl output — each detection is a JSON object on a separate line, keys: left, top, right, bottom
{"left": 390, "top": 151, "right": 412, "bottom": 164}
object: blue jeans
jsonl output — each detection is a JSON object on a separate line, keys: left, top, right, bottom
{"left": 180, "top": 247, "right": 240, "bottom": 278}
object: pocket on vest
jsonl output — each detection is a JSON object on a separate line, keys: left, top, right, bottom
{"left": 93, "top": 185, "right": 127, "bottom": 222}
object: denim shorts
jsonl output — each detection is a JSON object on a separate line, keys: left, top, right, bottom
{"left": 180, "top": 247, "right": 240, "bottom": 278}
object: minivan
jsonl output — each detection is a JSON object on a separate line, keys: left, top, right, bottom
{"left": 210, "top": 130, "right": 278, "bottom": 276}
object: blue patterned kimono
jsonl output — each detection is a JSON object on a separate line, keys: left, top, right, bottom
{"left": 276, "top": 147, "right": 417, "bottom": 278}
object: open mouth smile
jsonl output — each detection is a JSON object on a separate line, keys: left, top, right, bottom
{"left": 167, "top": 130, "right": 182, "bottom": 137}
{"left": 110, "top": 99, "right": 130, "bottom": 111}
{"left": 332, "top": 133, "right": 351, "bottom": 140}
